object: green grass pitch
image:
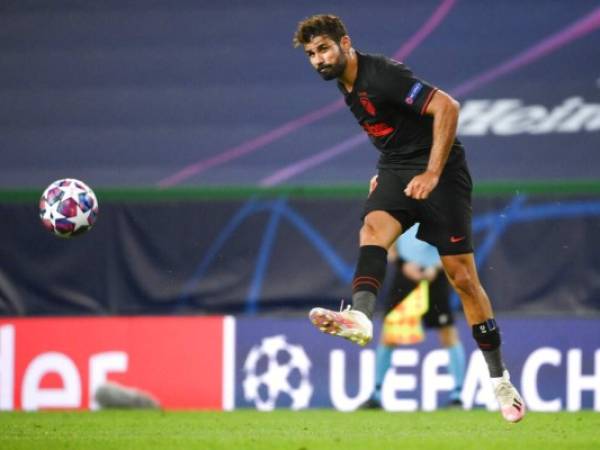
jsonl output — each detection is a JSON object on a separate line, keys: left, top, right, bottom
{"left": 1, "top": 410, "right": 599, "bottom": 450}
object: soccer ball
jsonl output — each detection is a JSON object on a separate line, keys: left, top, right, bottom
{"left": 39, "top": 178, "right": 98, "bottom": 238}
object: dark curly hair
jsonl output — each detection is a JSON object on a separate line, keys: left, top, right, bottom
{"left": 293, "top": 14, "right": 348, "bottom": 47}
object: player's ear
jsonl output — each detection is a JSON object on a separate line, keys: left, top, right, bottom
{"left": 339, "top": 35, "right": 352, "bottom": 52}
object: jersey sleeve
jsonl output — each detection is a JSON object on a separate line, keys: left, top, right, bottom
{"left": 377, "top": 59, "right": 438, "bottom": 115}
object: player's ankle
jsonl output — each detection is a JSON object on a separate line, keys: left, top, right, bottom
{"left": 352, "top": 292, "right": 376, "bottom": 319}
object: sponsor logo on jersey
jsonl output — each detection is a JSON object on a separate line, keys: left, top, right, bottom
{"left": 359, "top": 95, "right": 377, "bottom": 116}
{"left": 405, "top": 82, "right": 424, "bottom": 105}
{"left": 361, "top": 121, "right": 394, "bottom": 137}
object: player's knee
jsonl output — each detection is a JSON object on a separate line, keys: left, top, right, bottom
{"left": 360, "top": 220, "right": 376, "bottom": 238}
{"left": 360, "top": 212, "right": 398, "bottom": 246}
{"left": 360, "top": 218, "right": 382, "bottom": 244}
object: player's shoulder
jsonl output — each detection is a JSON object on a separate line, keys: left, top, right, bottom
{"left": 359, "top": 51, "right": 414, "bottom": 87}
{"left": 361, "top": 51, "right": 413, "bottom": 76}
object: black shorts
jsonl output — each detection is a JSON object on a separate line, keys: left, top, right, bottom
{"left": 363, "top": 161, "right": 473, "bottom": 255}
{"left": 383, "top": 266, "right": 454, "bottom": 328}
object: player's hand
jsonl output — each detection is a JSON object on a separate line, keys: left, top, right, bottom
{"left": 423, "top": 267, "right": 438, "bottom": 282}
{"left": 402, "top": 262, "right": 425, "bottom": 282}
{"left": 404, "top": 170, "right": 439, "bottom": 200}
{"left": 368, "top": 175, "right": 378, "bottom": 195}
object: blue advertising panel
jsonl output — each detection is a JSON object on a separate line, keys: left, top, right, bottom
{"left": 234, "top": 317, "right": 600, "bottom": 411}
{"left": 1, "top": 195, "right": 600, "bottom": 316}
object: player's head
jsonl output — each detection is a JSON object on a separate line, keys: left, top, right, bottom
{"left": 293, "top": 14, "right": 352, "bottom": 81}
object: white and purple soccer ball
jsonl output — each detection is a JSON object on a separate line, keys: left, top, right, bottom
{"left": 39, "top": 178, "right": 98, "bottom": 238}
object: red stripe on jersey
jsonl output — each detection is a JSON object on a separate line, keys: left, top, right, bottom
{"left": 420, "top": 88, "right": 438, "bottom": 115}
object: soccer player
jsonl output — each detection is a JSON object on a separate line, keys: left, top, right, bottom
{"left": 293, "top": 14, "right": 525, "bottom": 422}
{"left": 360, "top": 220, "right": 465, "bottom": 409}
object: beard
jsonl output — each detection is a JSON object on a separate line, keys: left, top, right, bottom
{"left": 316, "top": 54, "right": 347, "bottom": 81}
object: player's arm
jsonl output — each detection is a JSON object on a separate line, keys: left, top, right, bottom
{"left": 404, "top": 89, "right": 460, "bottom": 200}
{"left": 423, "top": 89, "right": 459, "bottom": 178}
{"left": 423, "top": 264, "right": 442, "bottom": 281}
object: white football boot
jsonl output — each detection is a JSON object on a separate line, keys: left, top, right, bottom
{"left": 492, "top": 370, "right": 526, "bottom": 423}
{"left": 309, "top": 304, "right": 373, "bottom": 346}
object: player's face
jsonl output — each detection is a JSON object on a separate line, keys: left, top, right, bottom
{"left": 303, "top": 35, "right": 347, "bottom": 81}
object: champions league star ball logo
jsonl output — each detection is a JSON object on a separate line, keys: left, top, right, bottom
{"left": 243, "top": 335, "right": 313, "bottom": 411}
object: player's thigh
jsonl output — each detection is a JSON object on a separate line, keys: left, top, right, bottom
{"left": 416, "top": 164, "right": 473, "bottom": 255}
{"left": 363, "top": 168, "right": 418, "bottom": 233}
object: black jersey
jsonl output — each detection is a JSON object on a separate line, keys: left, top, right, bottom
{"left": 337, "top": 51, "right": 464, "bottom": 170}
